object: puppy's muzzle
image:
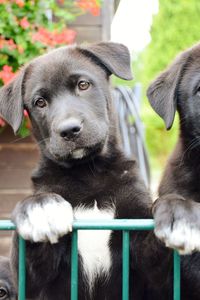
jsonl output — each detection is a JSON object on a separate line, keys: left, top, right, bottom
{"left": 57, "top": 118, "right": 83, "bottom": 140}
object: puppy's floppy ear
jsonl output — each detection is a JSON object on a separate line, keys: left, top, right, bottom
{"left": 0, "top": 67, "right": 26, "bottom": 134}
{"left": 79, "top": 42, "right": 133, "bottom": 80}
{"left": 147, "top": 51, "right": 189, "bottom": 130}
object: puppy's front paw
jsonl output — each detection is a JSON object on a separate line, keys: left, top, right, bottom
{"left": 153, "top": 194, "right": 200, "bottom": 254}
{"left": 12, "top": 193, "right": 73, "bottom": 244}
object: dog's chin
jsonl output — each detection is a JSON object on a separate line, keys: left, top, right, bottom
{"left": 47, "top": 142, "right": 104, "bottom": 165}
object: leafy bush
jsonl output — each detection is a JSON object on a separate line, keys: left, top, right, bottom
{"left": 142, "top": 0, "right": 200, "bottom": 82}
{"left": 0, "top": 0, "right": 101, "bottom": 136}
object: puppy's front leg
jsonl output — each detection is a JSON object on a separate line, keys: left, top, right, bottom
{"left": 11, "top": 193, "right": 73, "bottom": 298}
{"left": 153, "top": 194, "right": 200, "bottom": 254}
{"left": 12, "top": 193, "right": 73, "bottom": 244}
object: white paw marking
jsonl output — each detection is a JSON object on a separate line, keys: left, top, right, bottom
{"left": 17, "top": 199, "right": 73, "bottom": 244}
{"left": 74, "top": 201, "right": 115, "bottom": 294}
{"left": 155, "top": 220, "right": 200, "bottom": 254}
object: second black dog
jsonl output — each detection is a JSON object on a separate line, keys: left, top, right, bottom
{"left": 147, "top": 42, "right": 200, "bottom": 300}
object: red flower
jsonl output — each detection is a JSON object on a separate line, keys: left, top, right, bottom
{"left": 0, "top": 36, "right": 17, "bottom": 51}
{"left": 52, "top": 29, "right": 77, "bottom": 45}
{"left": 90, "top": 6, "right": 100, "bottom": 16}
{"left": 7, "top": 39, "right": 17, "bottom": 49}
{"left": 0, "top": 65, "right": 16, "bottom": 85}
{"left": 31, "top": 27, "right": 76, "bottom": 47}
{"left": 76, "top": 0, "right": 100, "bottom": 16}
{"left": 19, "top": 17, "right": 30, "bottom": 29}
{"left": 15, "top": 0, "right": 24, "bottom": 7}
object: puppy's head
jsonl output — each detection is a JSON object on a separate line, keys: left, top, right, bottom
{"left": 147, "top": 43, "right": 200, "bottom": 132}
{"left": 0, "top": 256, "right": 16, "bottom": 300}
{"left": 0, "top": 42, "right": 132, "bottom": 163}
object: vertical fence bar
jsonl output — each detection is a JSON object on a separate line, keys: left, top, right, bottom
{"left": 18, "top": 236, "right": 26, "bottom": 300}
{"left": 173, "top": 250, "right": 181, "bottom": 300}
{"left": 122, "top": 230, "right": 130, "bottom": 300}
{"left": 71, "top": 230, "right": 78, "bottom": 300}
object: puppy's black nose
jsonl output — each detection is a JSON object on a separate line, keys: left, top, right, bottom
{"left": 58, "top": 119, "right": 83, "bottom": 139}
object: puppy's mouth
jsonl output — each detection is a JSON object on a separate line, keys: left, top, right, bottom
{"left": 50, "top": 148, "right": 85, "bottom": 161}
{"left": 63, "top": 148, "right": 86, "bottom": 160}
{"left": 70, "top": 148, "right": 86, "bottom": 159}
{"left": 49, "top": 142, "right": 104, "bottom": 163}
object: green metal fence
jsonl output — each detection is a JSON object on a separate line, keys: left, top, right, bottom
{"left": 0, "top": 219, "right": 180, "bottom": 300}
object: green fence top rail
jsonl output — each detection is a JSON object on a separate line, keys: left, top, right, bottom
{"left": 0, "top": 219, "right": 155, "bottom": 231}
{"left": 73, "top": 219, "right": 155, "bottom": 230}
{"left": 0, "top": 220, "right": 16, "bottom": 230}
{"left": 0, "top": 219, "right": 181, "bottom": 300}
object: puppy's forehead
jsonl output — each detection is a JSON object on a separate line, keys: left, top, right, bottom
{"left": 29, "top": 46, "right": 106, "bottom": 83}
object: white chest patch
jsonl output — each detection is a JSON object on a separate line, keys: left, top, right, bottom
{"left": 74, "top": 201, "right": 115, "bottom": 293}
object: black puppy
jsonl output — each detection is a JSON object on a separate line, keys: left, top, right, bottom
{"left": 0, "top": 256, "right": 16, "bottom": 300}
{"left": 0, "top": 42, "right": 171, "bottom": 300}
{"left": 147, "top": 43, "right": 200, "bottom": 299}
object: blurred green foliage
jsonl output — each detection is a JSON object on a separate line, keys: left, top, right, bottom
{"left": 143, "top": 0, "right": 200, "bottom": 81}
{"left": 139, "top": 0, "right": 200, "bottom": 173}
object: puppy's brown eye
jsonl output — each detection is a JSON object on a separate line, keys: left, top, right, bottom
{"left": 78, "top": 80, "right": 90, "bottom": 91}
{"left": 0, "top": 287, "right": 7, "bottom": 298}
{"left": 35, "top": 98, "right": 47, "bottom": 108}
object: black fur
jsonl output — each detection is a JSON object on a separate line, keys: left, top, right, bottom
{"left": 147, "top": 43, "right": 200, "bottom": 299}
